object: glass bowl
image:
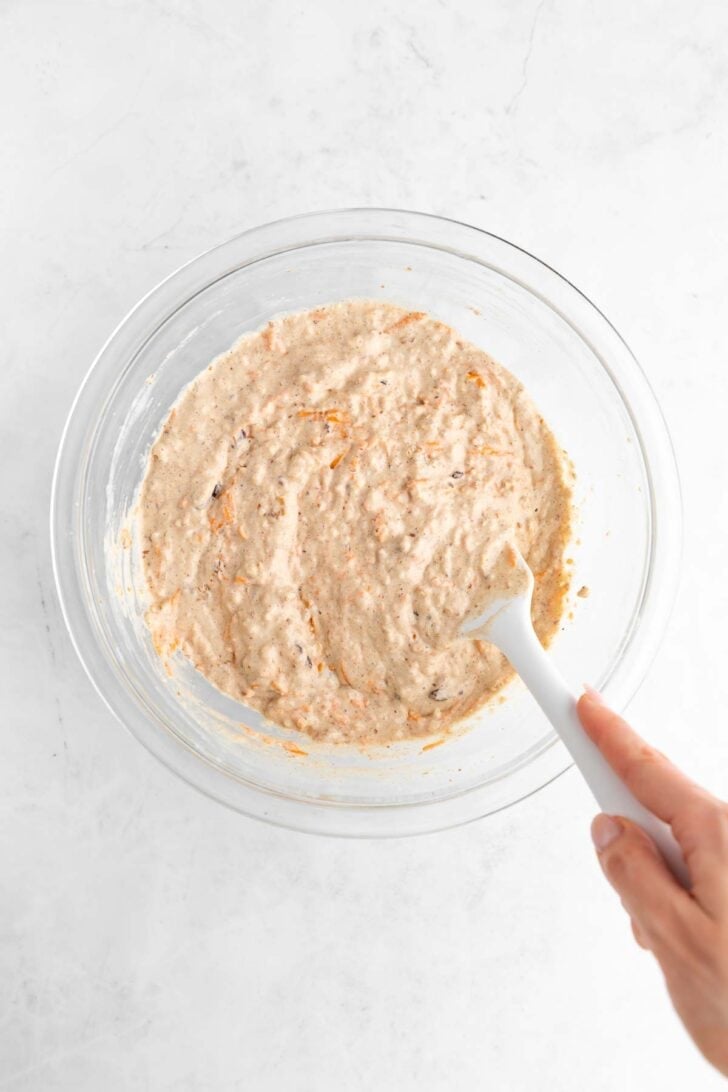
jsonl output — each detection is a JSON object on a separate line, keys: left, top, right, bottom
{"left": 51, "top": 209, "right": 681, "bottom": 836}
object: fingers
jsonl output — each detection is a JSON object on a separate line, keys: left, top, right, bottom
{"left": 671, "top": 800, "right": 728, "bottom": 919}
{"left": 631, "top": 917, "right": 649, "bottom": 950}
{"left": 584, "top": 696, "right": 728, "bottom": 1076}
{"left": 578, "top": 690, "right": 708, "bottom": 824}
{"left": 579, "top": 690, "right": 728, "bottom": 913}
{"left": 591, "top": 813, "right": 698, "bottom": 954}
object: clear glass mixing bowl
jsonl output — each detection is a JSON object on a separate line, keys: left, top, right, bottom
{"left": 51, "top": 209, "right": 681, "bottom": 835}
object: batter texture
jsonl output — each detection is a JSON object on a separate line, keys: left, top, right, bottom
{"left": 140, "top": 301, "right": 571, "bottom": 744}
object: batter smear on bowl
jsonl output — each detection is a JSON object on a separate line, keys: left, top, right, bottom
{"left": 140, "top": 300, "right": 571, "bottom": 744}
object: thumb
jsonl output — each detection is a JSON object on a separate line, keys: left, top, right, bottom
{"left": 591, "top": 814, "right": 694, "bottom": 953}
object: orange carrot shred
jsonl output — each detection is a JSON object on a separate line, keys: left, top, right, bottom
{"left": 386, "top": 311, "right": 425, "bottom": 332}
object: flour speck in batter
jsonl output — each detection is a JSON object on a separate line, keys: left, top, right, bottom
{"left": 139, "top": 301, "right": 571, "bottom": 744}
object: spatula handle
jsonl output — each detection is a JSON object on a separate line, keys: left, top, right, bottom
{"left": 499, "top": 622, "right": 690, "bottom": 888}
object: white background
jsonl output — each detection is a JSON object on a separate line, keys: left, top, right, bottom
{"left": 2, "top": 1, "right": 728, "bottom": 1088}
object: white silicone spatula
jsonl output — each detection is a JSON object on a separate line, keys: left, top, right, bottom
{"left": 460, "top": 549, "right": 689, "bottom": 887}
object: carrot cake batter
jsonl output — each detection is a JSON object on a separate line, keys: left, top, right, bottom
{"left": 139, "top": 301, "right": 571, "bottom": 744}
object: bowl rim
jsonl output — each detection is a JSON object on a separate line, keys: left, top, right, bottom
{"left": 50, "top": 207, "right": 682, "bottom": 836}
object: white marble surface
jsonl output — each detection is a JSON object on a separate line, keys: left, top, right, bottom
{"left": 3, "top": 0, "right": 728, "bottom": 1087}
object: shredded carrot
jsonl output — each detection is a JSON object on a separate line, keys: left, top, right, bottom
{"left": 470, "top": 445, "right": 508, "bottom": 457}
{"left": 422, "top": 738, "right": 445, "bottom": 752}
{"left": 386, "top": 311, "right": 425, "bottom": 332}
{"left": 298, "top": 407, "right": 348, "bottom": 421}
{"left": 209, "top": 490, "right": 236, "bottom": 532}
{"left": 466, "top": 369, "right": 486, "bottom": 389}
{"left": 329, "top": 451, "right": 346, "bottom": 470}
{"left": 297, "top": 408, "right": 351, "bottom": 437}
{"left": 407, "top": 710, "right": 421, "bottom": 722}
{"left": 283, "top": 740, "right": 308, "bottom": 756}
{"left": 233, "top": 575, "right": 248, "bottom": 585}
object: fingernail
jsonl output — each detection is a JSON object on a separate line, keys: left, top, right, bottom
{"left": 583, "top": 684, "right": 604, "bottom": 704}
{"left": 591, "top": 814, "right": 623, "bottom": 852}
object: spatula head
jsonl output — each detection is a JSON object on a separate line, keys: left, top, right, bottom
{"left": 459, "top": 545, "right": 534, "bottom": 640}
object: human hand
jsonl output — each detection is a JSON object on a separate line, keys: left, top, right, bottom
{"left": 577, "top": 689, "right": 728, "bottom": 1077}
